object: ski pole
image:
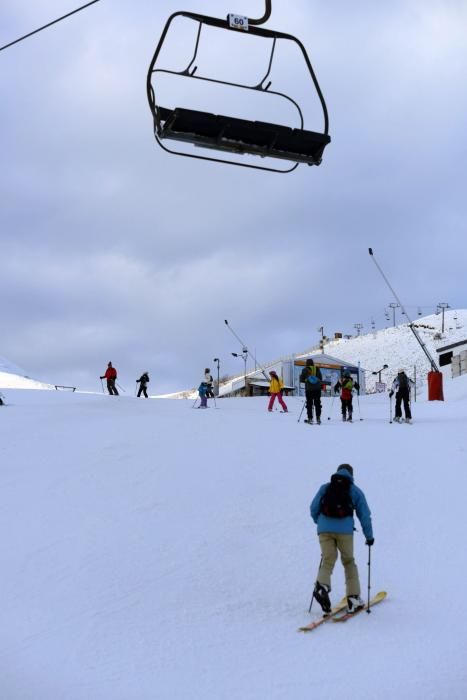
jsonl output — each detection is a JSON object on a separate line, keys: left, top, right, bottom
{"left": 100, "top": 378, "right": 104, "bottom": 393}
{"left": 308, "top": 556, "right": 323, "bottom": 613}
{"left": 366, "top": 545, "right": 372, "bottom": 614}
{"left": 356, "top": 393, "right": 363, "bottom": 421}
{"left": 297, "top": 398, "right": 306, "bottom": 423}
{"left": 213, "top": 395, "right": 217, "bottom": 409}
{"left": 389, "top": 395, "right": 393, "bottom": 423}
{"left": 116, "top": 382, "right": 126, "bottom": 393}
{"left": 192, "top": 397, "right": 199, "bottom": 408}
{"left": 327, "top": 394, "right": 335, "bottom": 421}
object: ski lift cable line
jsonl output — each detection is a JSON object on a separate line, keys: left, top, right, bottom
{"left": 0, "top": 0, "right": 102, "bottom": 53}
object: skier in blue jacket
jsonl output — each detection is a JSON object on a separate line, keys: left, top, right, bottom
{"left": 198, "top": 382, "right": 209, "bottom": 408}
{"left": 310, "top": 464, "right": 374, "bottom": 614}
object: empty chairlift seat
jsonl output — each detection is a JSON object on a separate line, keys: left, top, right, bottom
{"left": 157, "top": 107, "right": 331, "bottom": 165}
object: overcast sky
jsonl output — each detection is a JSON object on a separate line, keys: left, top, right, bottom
{"left": 1, "top": 0, "right": 466, "bottom": 393}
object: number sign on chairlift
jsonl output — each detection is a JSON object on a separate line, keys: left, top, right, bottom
{"left": 228, "top": 14, "right": 249, "bottom": 31}
{"left": 146, "top": 1, "right": 331, "bottom": 173}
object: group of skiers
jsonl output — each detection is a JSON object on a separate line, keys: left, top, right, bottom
{"left": 197, "top": 357, "right": 414, "bottom": 426}
{"left": 299, "top": 359, "right": 413, "bottom": 424}
{"left": 99, "top": 362, "right": 150, "bottom": 398}
{"left": 100, "top": 358, "right": 414, "bottom": 428}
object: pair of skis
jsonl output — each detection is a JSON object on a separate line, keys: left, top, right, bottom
{"left": 298, "top": 591, "right": 387, "bottom": 633}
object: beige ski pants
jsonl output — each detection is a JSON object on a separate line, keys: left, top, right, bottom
{"left": 318, "top": 533, "right": 361, "bottom": 596}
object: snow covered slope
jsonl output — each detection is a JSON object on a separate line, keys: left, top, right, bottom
{"left": 0, "top": 354, "right": 54, "bottom": 390}
{"left": 301, "top": 309, "right": 467, "bottom": 391}
{"left": 1, "top": 384, "right": 467, "bottom": 699}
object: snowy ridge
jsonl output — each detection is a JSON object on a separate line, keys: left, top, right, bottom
{"left": 0, "top": 354, "right": 54, "bottom": 390}
{"left": 299, "top": 309, "right": 467, "bottom": 391}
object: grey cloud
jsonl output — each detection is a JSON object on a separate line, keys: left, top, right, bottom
{"left": 1, "top": 0, "right": 466, "bottom": 392}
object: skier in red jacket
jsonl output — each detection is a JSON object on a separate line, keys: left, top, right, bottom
{"left": 100, "top": 362, "right": 119, "bottom": 395}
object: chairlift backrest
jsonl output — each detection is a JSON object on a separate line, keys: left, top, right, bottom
{"left": 146, "top": 2, "right": 330, "bottom": 173}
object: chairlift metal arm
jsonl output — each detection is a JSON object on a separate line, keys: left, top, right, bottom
{"left": 248, "top": 0, "right": 272, "bottom": 25}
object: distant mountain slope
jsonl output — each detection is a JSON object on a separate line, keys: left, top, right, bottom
{"left": 300, "top": 309, "right": 466, "bottom": 391}
{"left": 0, "top": 354, "right": 54, "bottom": 390}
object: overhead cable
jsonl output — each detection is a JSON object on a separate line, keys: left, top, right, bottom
{"left": 0, "top": 0, "right": 102, "bottom": 53}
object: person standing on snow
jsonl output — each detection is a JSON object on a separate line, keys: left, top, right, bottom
{"left": 136, "top": 372, "right": 150, "bottom": 398}
{"left": 300, "top": 358, "right": 323, "bottom": 424}
{"left": 267, "top": 370, "right": 288, "bottom": 412}
{"left": 204, "top": 368, "right": 215, "bottom": 398}
{"left": 198, "top": 382, "right": 209, "bottom": 408}
{"left": 100, "top": 362, "right": 119, "bottom": 395}
{"left": 389, "top": 369, "right": 414, "bottom": 423}
{"left": 310, "top": 464, "right": 374, "bottom": 615}
{"left": 335, "top": 371, "right": 354, "bottom": 422}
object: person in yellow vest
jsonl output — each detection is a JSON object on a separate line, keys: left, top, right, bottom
{"left": 268, "top": 370, "right": 288, "bottom": 412}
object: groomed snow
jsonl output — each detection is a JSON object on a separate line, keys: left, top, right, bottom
{"left": 2, "top": 377, "right": 467, "bottom": 699}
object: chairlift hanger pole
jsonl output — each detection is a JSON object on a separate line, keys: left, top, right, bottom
{"left": 368, "top": 248, "right": 439, "bottom": 372}
{"left": 247, "top": 0, "right": 272, "bottom": 25}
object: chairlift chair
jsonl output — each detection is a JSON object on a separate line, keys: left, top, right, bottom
{"left": 146, "top": 1, "right": 330, "bottom": 173}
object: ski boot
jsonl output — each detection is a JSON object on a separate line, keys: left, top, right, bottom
{"left": 316, "top": 417, "right": 321, "bottom": 425}
{"left": 404, "top": 418, "right": 412, "bottom": 424}
{"left": 304, "top": 417, "right": 313, "bottom": 424}
{"left": 346, "top": 595, "right": 364, "bottom": 614}
{"left": 347, "top": 414, "right": 353, "bottom": 422}
{"left": 313, "top": 582, "right": 331, "bottom": 614}
{"left": 342, "top": 414, "right": 346, "bottom": 422}
{"left": 393, "top": 416, "right": 401, "bottom": 423}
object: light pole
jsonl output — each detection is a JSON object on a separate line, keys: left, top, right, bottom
{"left": 437, "top": 303, "right": 450, "bottom": 333}
{"left": 372, "top": 364, "right": 388, "bottom": 383}
{"left": 213, "top": 358, "right": 220, "bottom": 396}
{"left": 232, "top": 348, "right": 248, "bottom": 392}
{"left": 354, "top": 323, "right": 363, "bottom": 336}
{"left": 389, "top": 302, "right": 399, "bottom": 327}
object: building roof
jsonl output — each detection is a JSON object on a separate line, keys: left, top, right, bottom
{"left": 435, "top": 339, "right": 467, "bottom": 353}
{"left": 295, "top": 352, "right": 362, "bottom": 369}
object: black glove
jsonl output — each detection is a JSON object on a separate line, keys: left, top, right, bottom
{"left": 366, "top": 538, "right": 374, "bottom": 546}
{"left": 389, "top": 391, "right": 394, "bottom": 398}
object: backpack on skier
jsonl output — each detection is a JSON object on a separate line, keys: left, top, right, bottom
{"left": 306, "top": 366, "right": 321, "bottom": 387}
{"left": 397, "top": 373, "right": 408, "bottom": 390}
{"left": 320, "top": 474, "right": 353, "bottom": 518}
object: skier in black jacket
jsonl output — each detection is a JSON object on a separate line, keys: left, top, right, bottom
{"left": 136, "top": 372, "right": 150, "bottom": 398}
{"left": 389, "top": 369, "right": 414, "bottom": 423}
{"left": 300, "top": 359, "right": 323, "bottom": 424}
